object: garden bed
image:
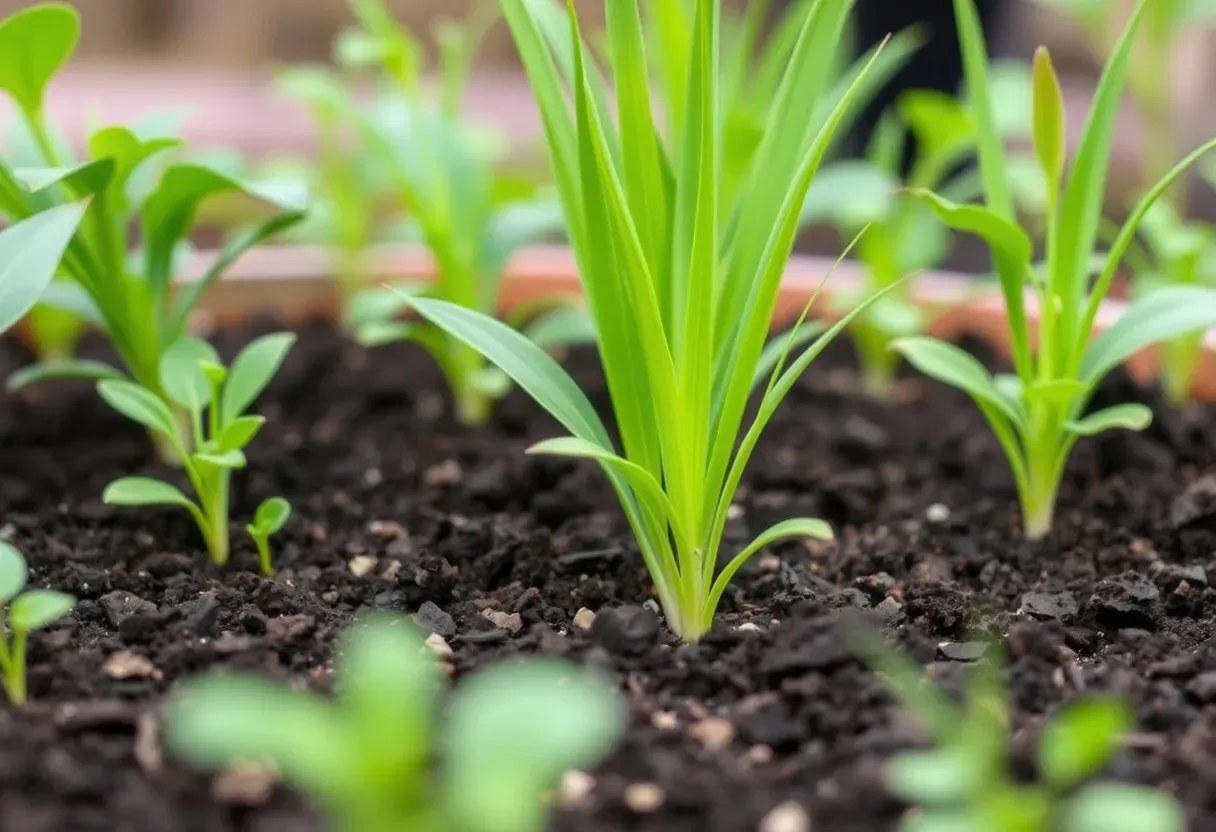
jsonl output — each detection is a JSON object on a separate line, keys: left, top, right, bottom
{"left": 3, "top": 313, "right": 1215, "bottom": 832}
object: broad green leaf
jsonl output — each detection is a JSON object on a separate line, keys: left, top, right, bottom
{"left": 907, "top": 189, "right": 1033, "bottom": 266}
{"left": 87, "top": 125, "right": 180, "bottom": 198}
{"left": 354, "top": 321, "right": 412, "bottom": 348}
{"left": 800, "top": 160, "right": 897, "bottom": 228}
{"left": 1039, "top": 697, "right": 1134, "bottom": 790}
{"left": 97, "top": 380, "right": 180, "bottom": 440}
{"left": 252, "top": 497, "right": 291, "bottom": 534}
{"left": 31, "top": 279, "right": 104, "bottom": 326}
{"left": 0, "top": 542, "right": 27, "bottom": 605}
{"left": 16, "top": 159, "right": 115, "bottom": 196}
{"left": 142, "top": 163, "right": 308, "bottom": 290}
{"left": 1031, "top": 47, "right": 1066, "bottom": 197}
{"left": 216, "top": 415, "right": 265, "bottom": 451}
{"left": 103, "top": 477, "right": 194, "bottom": 509}
{"left": 338, "top": 616, "right": 437, "bottom": 794}
{"left": 0, "top": 3, "right": 79, "bottom": 116}
{"left": 899, "top": 89, "right": 974, "bottom": 169}
{"left": 220, "top": 332, "right": 296, "bottom": 424}
{"left": 164, "top": 674, "right": 360, "bottom": 810}
{"left": 1063, "top": 783, "right": 1184, "bottom": 832}
{"left": 885, "top": 748, "right": 978, "bottom": 804}
{"left": 521, "top": 306, "right": 597, "bottom": 350}
{"left": 159, "top": 338, "right": 221, "bottom": 414}
{"left": 406, "top": 296, "right": 613, "bottom": 448}
{"left": 890, "top": 336, "right": 1022, "bottom": 427}
{"left": 10, "top": 589, "right": 73, "bottom": 632}
{"left": 1081, "top": 286, "right": 1216, "bottom": 386}
{"left": 345, "top": 284, "right": 422, "bottom": 330}
{"left": 0, "top": 201, "right": 87, "bottom": 334}
{"left": 1067, "top": 404, "right": 1153, "bottom": 437}
{"left": 898, "top": 810, "right": 984, "bottom": 832}
{"left": 6, "top": 357, "right": 124, "bottom": 392}
{"left": 445, "top": 660, "right": 623, "bottom": 832}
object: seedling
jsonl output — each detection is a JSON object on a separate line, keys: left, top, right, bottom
{"left": 99, "top": 333, "right": 295, "bottom": 566}
{"left": 0, "top": 3, "right": 306, "bottom": 461}
{"left": 401, "top": 0, "right": 901, "bottom": 640}
{"left": 0, "top": 542, "right": 75, "bottom": 705}
{"left": 891, "top": 0, "right": 1216, "bottom": 539}
{"left": 279, "top": 0, "right": 587, "bottom": 427}
{"left": 0, "top": 201, "right": 86, "bottom": 336}
{"left": 246, "top": 497, "right": 291, "bottom": 577}
{"left": 164, "top": 613, "right": 623, "bottom": 832}
{"left": 854, "top": 630, "right": 1183, "bottom": 832}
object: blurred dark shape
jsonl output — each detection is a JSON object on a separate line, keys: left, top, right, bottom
{"left": 847, "top": 0, "right": 1007, "bottom": 173}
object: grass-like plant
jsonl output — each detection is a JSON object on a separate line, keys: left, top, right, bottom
{"left": 165, "top": 613, "right": 623, "bottom": 832}
{"left": 0, "top": 543, "right": 74, "bottom": 706}
{"left": 0, "top": 3, "right": 306, "bottom": 460}
{"left": 99, "top": 334, "right": 295, "bottom": 566}
{"left": 246, "top": 497, "right": 292, "bottom": 577}
{"left": 855, "top": 630, "right": 1182, "bottom": 832}
{"left": 401, "top": 0, "right": 899, "bottom": 640}
{"left": 891, "top": 0, "right": 1216, "bottom": 539}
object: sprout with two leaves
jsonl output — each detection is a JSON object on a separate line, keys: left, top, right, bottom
{"left": 0, "top": 543, "right": 74, "bottom": 706}
{"left": 165, "top": 613, "right": 623, "bottom": 832}
{"left": 99, "top": 334, "right": 295, "bottom": 567}
{"left": 891, "top": 0, "right": 1216, "bottom": 539}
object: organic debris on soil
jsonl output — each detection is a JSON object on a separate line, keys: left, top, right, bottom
{"left": 1, "top": 320, "right": 1214, "bottom": 832}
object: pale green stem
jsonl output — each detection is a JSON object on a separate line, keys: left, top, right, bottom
{"left": 253, "top": 535, "right": 274, "bottom": 577}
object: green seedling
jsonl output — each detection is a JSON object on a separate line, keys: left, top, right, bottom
{"left": 329, "top": 0, "right": 588, "bottom": 426}
{"left": 400, "top": 0, "right": 903, "bottom": 640}
{"left": 0, "top": 4, "right": 306, "bottom": 462}
{"left": 164, "top": 613, "right": 623, "bottom": 832}
{"left": 0, "top": 542, "right": 74, "bottom": 705}
{"left": 99, "top": 333, "right": 295, "bottom": 566}
{"left": 0, "top": 201, "right": 86, "bottom": 335}
{"left": 891, "top": 0, "right": 1216, "bottom": 539}
{"left": 853, "top": 630, "right": 1183, "bottom": 832}
{"left": 246, "top": 496, "right": 291, "bottom": 577}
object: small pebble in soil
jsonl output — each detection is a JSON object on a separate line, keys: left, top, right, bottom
{"left": 423, "top": 459, "right": 463, "bottom": 487}
{"left": 590, "top": 606, "right": 660, "bottom": 657}
{"left": 925, "top": 503, "right": 950, "bottom": 523}
{"left": 650, "top": 711, "right": 678, "bottom": 731}
{"left": 560, "top": 770, "right": 596, "bottom": 808}
{"left": 744, "top": 744, "right": 775, "bottom": 766}
{"left": 623, "top": 782, "right": 665, "bottom": 813}
{"left": 1170, "top": 474, "right": 1216, "bottom": 529}
{"left": 413, "top": 601, "right": 457, "bottom": 639}
{"left": 689, "top": 717, "right": 735, "bottom": 750}
{"left": 348, "top": 555, "right": 377, "bottom": 577}
{"left": 482, "top": 609, "right": 523, "bottom": 634}
{"left": 1186, "top": 671, "right": 1216, "bottom": 704}
{"left": 212, "top": 761, "right": 276, "bottom": 807}
{"left": 736, "top": 622, "right": 763, "bottom": 633}
{"left": 936, "top": 641, "right": 988, "bottom": 662}
{"left": 1088, "top": 573, "right": 1161, "bottom": 630}
{"left": 759, "top": 801, "right": 812, "bottom": 832}
{"left": 1021, "top": 591, "right": 1079, "bottom": 622}
{"left": 572, "top": 607, "right": 596, "bottom": 630}
{"left": 424, "top": 633, "right": 453, "bottom": 659}
{"left": 102, "top": 651, "right": 161, "bottom": 681}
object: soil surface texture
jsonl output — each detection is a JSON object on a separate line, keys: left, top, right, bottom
{"left": 1, "top": 318, "right": 1214, "bottom": 832}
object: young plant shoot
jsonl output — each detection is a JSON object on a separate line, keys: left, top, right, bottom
{"left": 100, "top": 334, "right": 296, "bottom": 566}
{"left": 0, "top": 202, "right": 87, "bottom": 336}
{"left": 892, "top": 0, "right": 1216, "bottom": 540}
{"left": 0, "top": 543, "right": 75, "bottom": 706}
{"left": 165, "top": 613, "right": 623, "bottom": 832}
{"left": 0, "top": 4, "right": 306, "bottom": 461}
{"left": 246, "top": 497, "right": 291, "bottom": 577}
{"left": 317, "top": 0, "right": 587, "bottom": 426}
{"left": 402, "top": 0, "right": 898, "bottom": 640}
{"left": 803, "top": 89, "right": 981, "bottom": 398}
{"left": 854, "top": 630, "right": 1183, "bottom": 832}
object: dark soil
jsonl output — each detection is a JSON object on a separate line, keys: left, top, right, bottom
{"left": 2, "top": 317, "right": 1215, "bottom": 832}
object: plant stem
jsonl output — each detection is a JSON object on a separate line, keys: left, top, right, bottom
{"left": 1161, "top": 333, "right": 1202, "bottom": 407}
{"left": 853, "top": 324, "right": 900, "bottom": 400}
{"left": 1020, "top": 441, "right": 1065, "bottom": 541}
{"left": 4, "top": 633, "right": 27, "bottom": 706}
{"left": 255, "top": 537, "right": 274, "bottom": 577}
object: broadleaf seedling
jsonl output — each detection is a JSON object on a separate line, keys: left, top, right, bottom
{"left": 245, "top": 497, "right": 292, "bottom": 577}
{"left": 0, "top": 4, "right": 307, "bottom": 462}
{"left": 100, "top": 333, "right": 295, "bottom": 566}
{"left": 401, "top": 0, "right": 905, "bottom": 640}
{"left": 164, "top": 613, "right": 624, "bottom": 832}
{"left": 891, "top": 0, "right": 1216, "bottom": 539}
{"left": 0, "top": 542, "right": 75, "bottom": 705}
{"left": 852, "top": 628, "right": 1183, "bottom": 832}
